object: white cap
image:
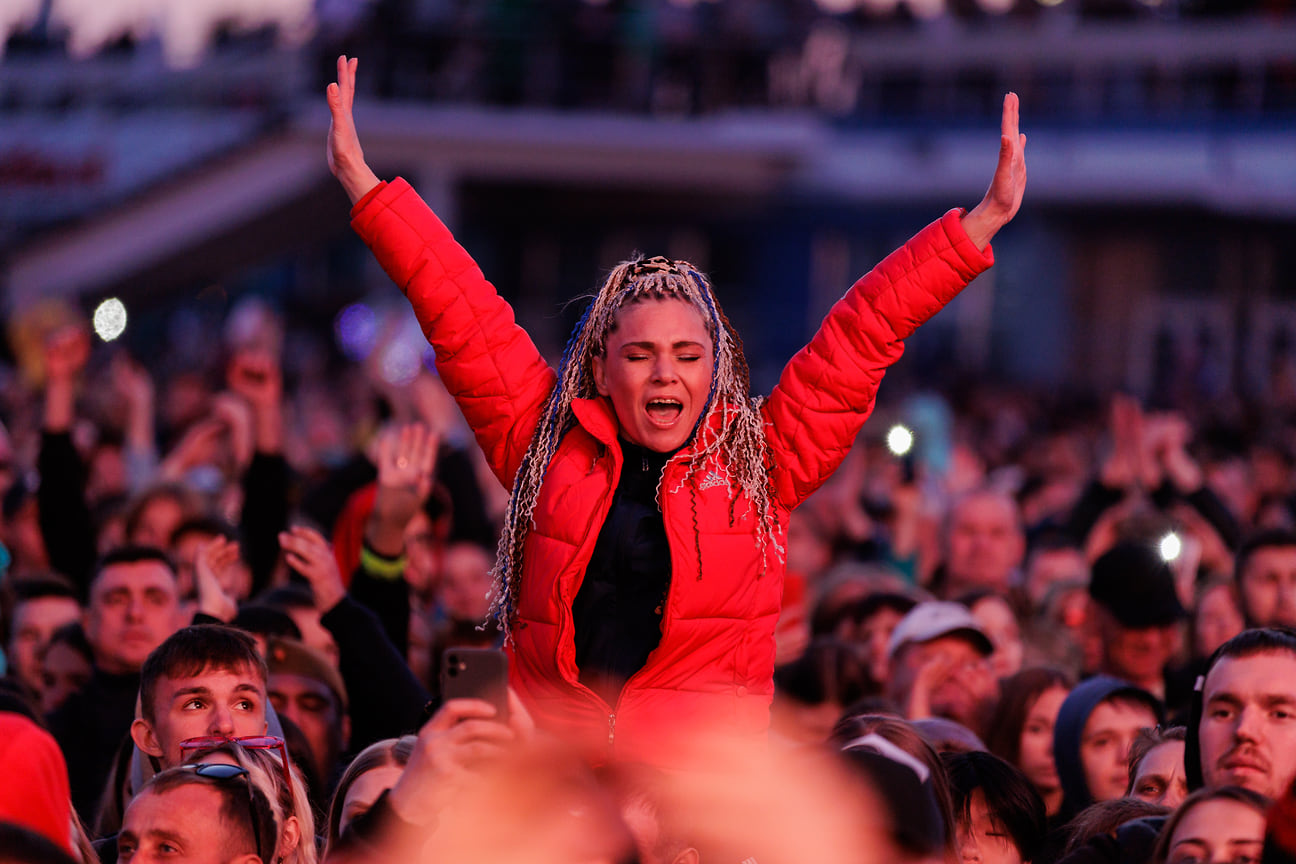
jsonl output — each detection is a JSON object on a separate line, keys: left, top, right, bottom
{"left": 886, "top": 601, "right": 994, "bottom": 659}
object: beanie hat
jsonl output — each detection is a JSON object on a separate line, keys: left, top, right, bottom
{"left": 265, "top": 637, "right": 349, "bottom": 711}
{"left": 0, "top": 712, "right": 74, "bottom": 855}
{"left": 1089, "top": 542, "right": 1187, "bottom": 628}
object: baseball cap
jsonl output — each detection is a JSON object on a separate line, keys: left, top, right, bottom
{"left": 886, "top": 601, "right": 994, "bottom": 659}
{"left": 1088, "top": 541, "right": 1187, "bottom": 629}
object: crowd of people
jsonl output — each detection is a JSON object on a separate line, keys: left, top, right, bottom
{"left": 2, "top": 56, "right": 1296, "bottom": 864}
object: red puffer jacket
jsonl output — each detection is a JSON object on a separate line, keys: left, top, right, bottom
{"left": 352, "top": 178, "right": 994, "bottom": 767}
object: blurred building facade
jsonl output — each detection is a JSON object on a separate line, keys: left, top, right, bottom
{"left": 2, "top": 0, "right": 1295, "bottom": 402}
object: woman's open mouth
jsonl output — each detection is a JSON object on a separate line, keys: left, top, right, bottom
{"left": 646, "top": 398, "right": 683, "bottom": 425}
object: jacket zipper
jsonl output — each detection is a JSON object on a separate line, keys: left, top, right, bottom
{"left": 607, "top": 712, "right": 617, "bottom": 748}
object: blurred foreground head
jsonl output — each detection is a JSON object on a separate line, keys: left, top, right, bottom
{"left": 332, "top": 728, "right": 912, "bottom": 864}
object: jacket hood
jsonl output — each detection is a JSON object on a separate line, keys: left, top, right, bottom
{"left": 1053, "top": 675, "right": 1164, "bottom": 818}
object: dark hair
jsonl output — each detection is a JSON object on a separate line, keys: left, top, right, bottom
{"left": 811, "top": 590, "right": 917, "bottom": 641}
{"left": 231, "top": 604, "right": 303, "bottom": 642}
{"left": 1150, "top": 786, "right": 1271, "bottom": 864}
{"left": 0, "top": 822, "right": 80, "bottom": 864}
{"left": 1186, "top": 626, "right": 1296, "bottom": 789}
{"left": 45, "top": 620, "right": 93, "bottom": 662}
{"left": 259, "top": 583, "right": 318, "bottom": 611}
{"left": 143, "top": 765, "right": 278, "bottom": 861}
{"left": 1025, "top": 527, "right": 1084, "bottom": 560}
{"left": 773, "top": 638, "right": 870, "bottom": 707}
{"left": 912, "top": 717, "right": 987, "bottom": 754}
{"left": 1234, "top": 528, "right": 1296, "bottom": 587}
{"left": 169, "top": 516, "right": 237, "bottom": 548}
{"left": 122, "top": 483, "right": 201, "bottom": 544}
{"left": 325, "top": 737, "right": 417, "bottom": 853}
{"left": 8, "top": 574, "right": 79, "bottom": 604}
{"left": 93, "top": 545, "right": 176, "bottom": 583}
{"left": 1063, "top": 797, "right": 1170, "bottom": 855}
{"left": 984, "top": 667, "right": 1074, "bottom": 768}
{"left": 943, "top": 750, "right": 1047, "bottom": 863}
{"left": 1126, "top": 725, "right": 1185, "bottom": 796}
{"left": 829, "top": 714, "right": 958, "bottom": 862}
{"left": 3, "top": 575, "right": 79, "bottom": 646}
{"left": 139, "top": 625, "right": 267, "bottom": 723}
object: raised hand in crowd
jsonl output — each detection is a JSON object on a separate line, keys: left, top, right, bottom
{"left": 1098, "top": 393, "right": 1159, "bottom": 492}
{"left": 210, "top": 390, "right": 255, "bottom": 473}
{"left": 109, "top": 352, "right": 157, "bottom": 482}
{"left": 386, "top": 693, "right": 535, "bottom": 829}
{"left": 409, "top": 371, "right": 467, "bottom": 444}
{"left": 366, "top": 423, "right": 438, "bottom": 558}
{"left": 42, "top": 323, "right": 91, "bottom": 433}
{"left": 960, "top": 91, "right": 1027, "bottom": 252}
{"left": 1144, "top": 410, "right": 1204, "bottom": 494}
{"left": 193, "top": 535, "right": 241, "bottom": 622}
{"left": 280, "top": 524, "right": 346, "bottom": 613}
{"left": 228, "top": 347, "right": 284, "bottom": 454}
{"left": 326, "top": 54, "right": 381, "bottom": 205}
{"left": 158, "top": 415, "right": 228, "bottom": 483}
{"left": 900, "top": 644, "right": 997, "bottom": 736}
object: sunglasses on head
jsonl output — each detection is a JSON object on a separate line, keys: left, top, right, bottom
{"left": 176, "top": 763, "right": 266, "bottom": 862}
{"left": 180, "top": 735, "right": 296, "bottom": 818}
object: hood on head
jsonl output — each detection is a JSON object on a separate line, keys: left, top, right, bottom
{"left": 1052, "top": 675, "right": 1164, "bottom": 817}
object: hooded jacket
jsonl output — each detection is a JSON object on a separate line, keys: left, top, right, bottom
{"left": 1053, "top": 676, "right": 1164, "bottom": 820}
{"left": 351, "top": 178, "right": 993, "bottom": 767}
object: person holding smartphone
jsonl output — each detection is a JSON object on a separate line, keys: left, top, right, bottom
{"left": 325, "top": 54, "right": 1027, "bottom": 769}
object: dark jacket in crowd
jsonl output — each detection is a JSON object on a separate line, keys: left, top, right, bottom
{"left": 321, "top": 594, "right": 429, "bottom": 754}
{"left": 45, "top": 668, "right": 141, "bottom": 822}
{"left": 1036, "top": 676, "right": 1165, "bottom": 864}
{"left": 1054, "top": 676, "right": 1164, "bottom": 821}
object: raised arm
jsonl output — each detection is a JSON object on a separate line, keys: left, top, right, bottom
{"left": 327, "top": 54, "right": 381, "bottom": 205}
{"left": 764, "top": 94, "right": 1027, "bottom": 509}
{"left": 960, "top": 92, "right": 1027, "bottom": 252}
{"left": 326, "top": 57, "right": 556, "bottom": 489}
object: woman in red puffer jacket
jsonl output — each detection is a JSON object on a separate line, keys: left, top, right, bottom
{"left": 325, "top": 55, "right": 1027, "bottom": 769}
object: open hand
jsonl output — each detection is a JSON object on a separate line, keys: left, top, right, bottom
{"left": 227, "top": 349, "right": 281, "bottom": 413}
{"left": 961, "top": 92, "right": 1028, "bottom": 251}
{"left": 195, "top": 536, "right": 241, "bottom": 622}
{"left": 377, "top": 423, "right": 438, "bottom": 502}
{"left": 388, "top": 692, "right": 534, "bottom": 827}
{"left": 44, "top": 325, "right": 91, "bottom": 383}
{"left": 279, "top": 525, "right": 346, "bottom": 612}
{"left": 326, "top": 54, "right": 381, "bottom": 205}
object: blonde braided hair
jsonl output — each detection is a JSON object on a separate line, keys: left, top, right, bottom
{"left": 486, "top": 254, "right": 782, "bottom": 641}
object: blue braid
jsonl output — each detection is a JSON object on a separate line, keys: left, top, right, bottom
{"left": 558, "top": 299, "right": 594, "bottom": 377}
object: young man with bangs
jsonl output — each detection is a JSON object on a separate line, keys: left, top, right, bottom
{"left": 131, "top": 624, "right": 271, "bottom": 772}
